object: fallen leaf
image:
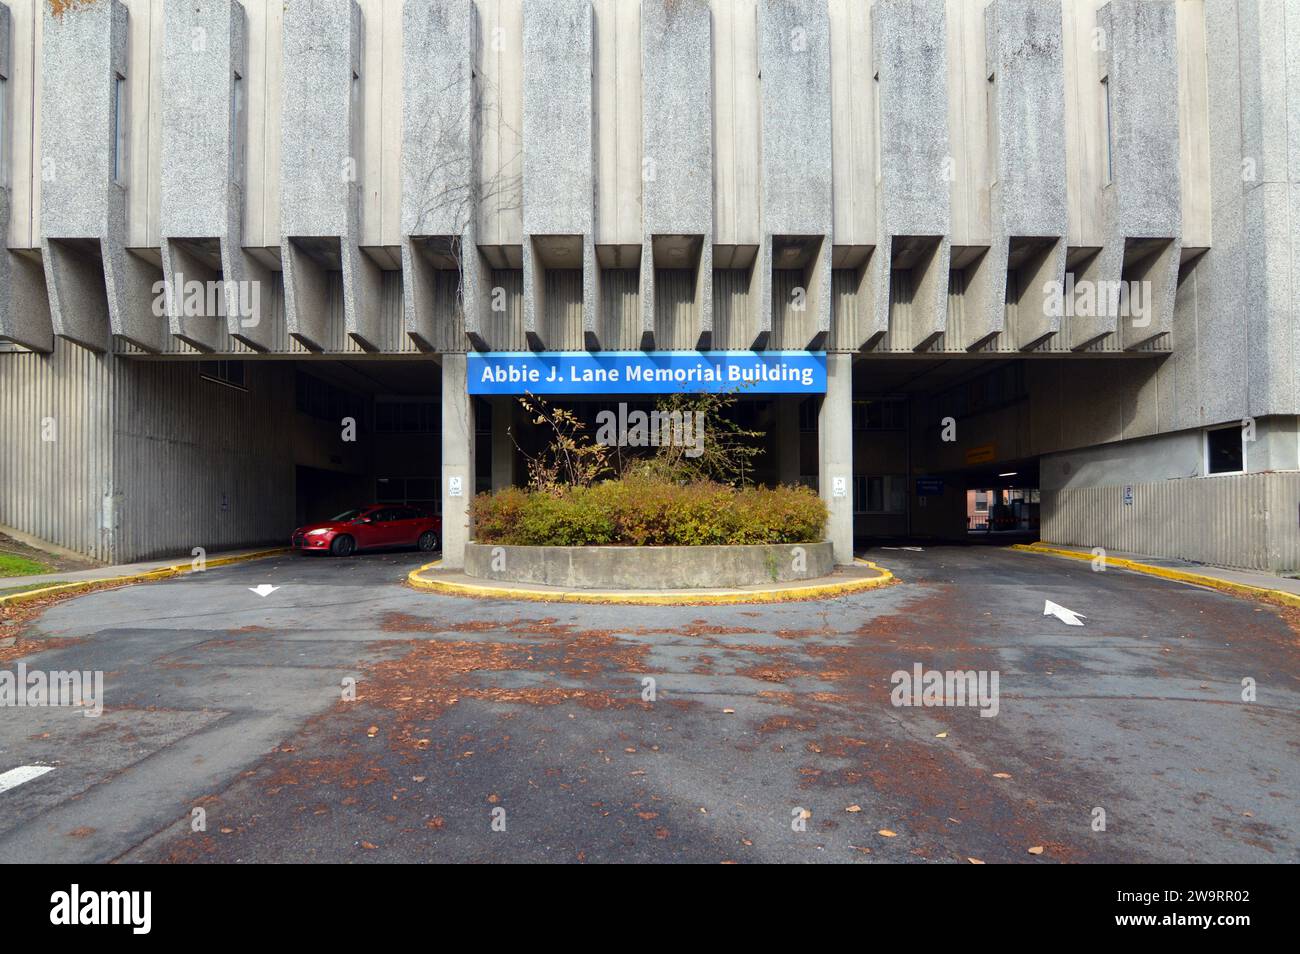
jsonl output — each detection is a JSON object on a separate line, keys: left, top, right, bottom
{"left": 967, "top": 857, "right": 985, "bottom": 864}
{"left": 722, "top": 708, "right": 735, "bottom": 714}
{"left": 366, "top": 726, "right": 379, "bottom": 738}
{"left": 845, "top": 804, "right": 862, "bottom": 813}
{"left": 359, "top": 841, "right": 378, "bottom": 850}
{"left": 935, "top": 732, "right": 948, "bottom": 739}
{"left": 1028, "top": 846, "right": 1044, "bottom": 855}
{"left": 992, "top": 772, "right": 1012, "bottom": 779}
{"left": 878, "top": 829, "right": 897, "bottom": 837}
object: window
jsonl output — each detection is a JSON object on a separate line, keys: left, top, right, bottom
{"left": 853, "top": 398, "right": 906, "bottom": 431}
{"left": 295, "top": 370, "right": 366, "bottom": 425}
{"left": 853, "top": 475, "right": 907, "bottom": 514}
{"left": 199, "top": 360, "right": 246, "bottom": 391}
{"left": 375, "top": 400, "right": 437, "bottom": 434}
{"left": 1205, "top": 426, "right": 1245, "bottom": 475}
{"left": 1102, "top": 75, "right": 1114, "bottom": 185}
{"left": 230, "top": 71, "right": 245, "bottom": 186}
{"left": 0, "top": 69, "right": 9, "bottom": 188}
{"left": 974, "top": 491, "right": 989, "bottom": 513}
{"left": 799, "top": 398, "right": 818, "bottom": 432}
{"left": 376, "top": 477, "right": 438, "bottom": 514}
{"left": 113, "top": 74, "right": 128, "bottom": 185}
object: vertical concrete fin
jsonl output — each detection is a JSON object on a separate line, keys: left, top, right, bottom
{"left": 980, "top": 0, "right": 1068, "bottom": 351}
{"left": 1073, "top": 0, "right": 1181, "bottom": 351}
{"left": 522, "top": 0, "right": 594, "bottom": 352}
{"left": 641, "top": 0, "right": 713, "bottom": 350}
{"left": 402, "top": 0, "right": 477, "bottom": 351}
{"left": 1, "top": 4, "right": 54, "bottom": 352}
{"left": 758, "top": 0, "right": 832, "bottom": 350}
{"left": 280, "top": 0, "right": 369, "bottom": 351}
{"left": 160, "top": 0, "right": 251, "bottom": 352}
{"left": 868, "top": 0, "right": 950, "bottom": 350}
{"left": 40, "top": 0, "right": 163, "bottom": 352}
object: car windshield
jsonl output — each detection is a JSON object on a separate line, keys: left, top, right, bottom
{"left": 329, "top": 509, "right": 366, "bottom": 522}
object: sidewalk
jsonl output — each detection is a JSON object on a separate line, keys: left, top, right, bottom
{"left": 1012, "top": 542, "right": 1300, "bottom": 599}
{"left": 2, "top": 547, "right": 287, "bottom": 590}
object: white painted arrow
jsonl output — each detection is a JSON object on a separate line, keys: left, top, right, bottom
{"left": 0, "top": 765, "right": 55, "bottom": 794}
{"left": 248, "top": 584, "right": 280, "bottom": 598}
{"left": 1043, "top": 600, "right": 1085, "bottom": 626}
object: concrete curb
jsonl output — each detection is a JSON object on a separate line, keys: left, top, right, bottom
{"left": 406, "top": 558, "right": 896, "bottom": 605}
{"left": 1010, "top": 543, "right": 1300, "bottom": 609}
{"left": 0, "top": 548, "right": 291, "bottom": 607}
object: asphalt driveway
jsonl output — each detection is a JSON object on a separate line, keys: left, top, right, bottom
{"left": 0, "top": 545, "right": 1295, "bottom": 863}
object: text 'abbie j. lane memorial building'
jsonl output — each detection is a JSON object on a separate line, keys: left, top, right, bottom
{"left": 1, "top": 0, "right": 1297, "bottom": 572}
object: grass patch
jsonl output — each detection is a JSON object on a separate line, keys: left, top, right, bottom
{"left": 0, "top": 552, "right": 54, "bottom": 578}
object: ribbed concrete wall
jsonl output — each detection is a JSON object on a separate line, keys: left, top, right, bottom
{"left": 0, "top": 346, "right": 349, "bottom": 563}
{"left": 1043, "top": 472, "right": 1300, "bottom": 572}
{"left": 111, "top": 361, "right": 300, "bottom": 561}
{"left": 0, "top": 340, "right": 114, "bottom": 560}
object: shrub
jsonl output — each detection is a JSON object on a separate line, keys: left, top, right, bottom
{"left": 471, "top": 478, "right": 827, "bottom": 547}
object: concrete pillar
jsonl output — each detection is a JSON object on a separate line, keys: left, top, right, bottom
{"left": 491, "top": 397, "right": 516, "bottom": 490}
{"left": 818, "top": 354, "right": 854, "bottom": 565}
{"left": 441, "top": 354, "right": 475, "bottom": 569}
{"left": 776, "top": 396, "right": 801, "bottom": 486}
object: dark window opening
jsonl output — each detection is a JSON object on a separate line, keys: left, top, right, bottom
{"left": 199, "top": 360, "right": 246, "bottom": 391}
{"left": 1206, "top": 426, "right": 1244, "bottom": 475}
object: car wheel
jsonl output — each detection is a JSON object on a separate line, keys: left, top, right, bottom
{"left": 330, "top": 534, "right": 356, "bottom": 557}
{"left": 417, "top": 530, "right": 439, "bottom": 553}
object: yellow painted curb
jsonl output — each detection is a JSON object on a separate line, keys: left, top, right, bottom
{"left": 0, "top": 548, "right": 290, "bottom": 607}
{"left": 406, "top": 557, "right": 896, "bottom": 605}
{"left": 1010, "top": 542, "right": 1300, "bottom": 608}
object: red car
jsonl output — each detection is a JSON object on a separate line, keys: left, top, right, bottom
{"left": 292, "top": 505, "right": 441, "bottom": 557}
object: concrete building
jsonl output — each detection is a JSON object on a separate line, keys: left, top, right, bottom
{"left": 1, "top": 0, "right": 1297, "bottom": 573}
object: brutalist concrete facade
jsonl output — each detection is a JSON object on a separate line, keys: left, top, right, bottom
{"left": 0, "top": 0, "right": 1296, "bottom": 573}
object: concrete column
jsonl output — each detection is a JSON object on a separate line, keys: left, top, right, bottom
{"left": 818, "top": 354, "right": 854, "bottom": 565}
{"left": 491, "top": 397, "right": 516, "bottom": 491}
{"left": 441, "top": 354, "right": 475, "bottom": 569}
{"left": 776, "top": 396, "right": 801, "bottom": 486}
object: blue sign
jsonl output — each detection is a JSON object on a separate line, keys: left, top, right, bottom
{"left": 915, "top": 478, "right": 945, "bottom": 496}
{"left": 467, "top": 350, "right": 827, "bottom": 396}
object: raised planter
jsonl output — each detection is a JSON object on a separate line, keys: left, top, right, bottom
{"left": 464, "top": 541, "right": 835, "bottom": 589}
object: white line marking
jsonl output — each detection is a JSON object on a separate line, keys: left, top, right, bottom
{"left": 0, "top": 765, "right": 55, "bottom": 793}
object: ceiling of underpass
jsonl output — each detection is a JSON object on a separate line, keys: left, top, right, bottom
{"left": 292, "top": 359, "right": 440, "bottom": 397}
{"left": 852, "top": 357, "right": 1018, "bottom": 396}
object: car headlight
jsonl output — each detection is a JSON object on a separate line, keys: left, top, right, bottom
{"left": 306, "top": 528, "right": 331, "bottom": 536}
